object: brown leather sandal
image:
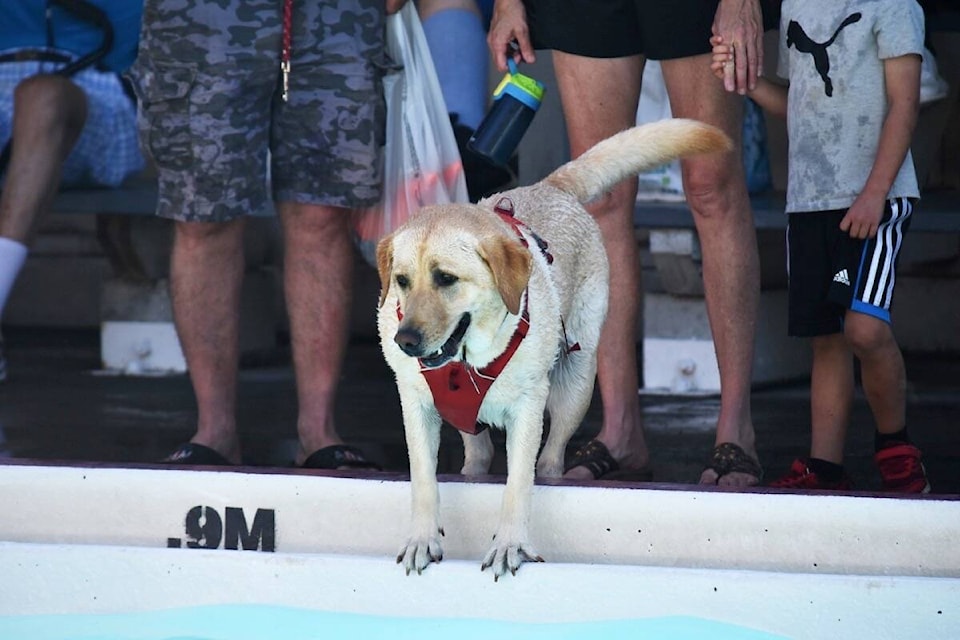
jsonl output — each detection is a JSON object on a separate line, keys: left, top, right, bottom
{"left": 565, "top": 439, "right": 653, "bottom": 481}
{"left": 702, "top": 442, "right": 763, "bottom": 484}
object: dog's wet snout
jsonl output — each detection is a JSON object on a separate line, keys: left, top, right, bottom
{"left": 394, "top": 327, "right": 425, "bottom": 357}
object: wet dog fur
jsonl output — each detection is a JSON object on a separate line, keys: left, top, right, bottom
{"left": 376, "top": 119, "right": 732, "bottom": 579}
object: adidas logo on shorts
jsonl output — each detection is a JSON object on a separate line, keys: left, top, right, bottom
{"left": 833, "top": 268, "right": 851, "bottom": 286}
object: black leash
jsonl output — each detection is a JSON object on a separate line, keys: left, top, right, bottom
{"left": 0, "top": 0, "right": 115, "bottom": 174}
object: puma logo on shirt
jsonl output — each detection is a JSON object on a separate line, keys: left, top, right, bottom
{"left": 787, "top": 13, "right": 862, "bottom": 96}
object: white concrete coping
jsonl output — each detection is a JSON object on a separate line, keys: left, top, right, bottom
{"left": 0, "top": 462, "right": 957, "bottom": 638}
{"left": 0, "top": 462, "right": 957, "bottom": 577}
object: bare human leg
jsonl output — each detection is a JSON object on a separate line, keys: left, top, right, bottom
{"left": 844, "top": 311, "right": 928, "bottom": 492}
{"left": 551, "top": 51, "right": 651, "bottom": 480}
{"left": 661, "top": 54, "right": 762, "bottom": 487}
{"left": 809, "top": 333, "right": 854, "bottom": 464}
{"left": 844, "top": 311, "right": 906, "bottom": 434}
{"left": 0, "top": 75, "right": 87, "bottom": 381}
{"left": 169, "top": 217, "right": 246, "bottom": 465}
{"left": 0, "top": 75, "right": 87, "bottom": 244}
{"left": 277, "top": 202, "right": 358, "bottom": 467}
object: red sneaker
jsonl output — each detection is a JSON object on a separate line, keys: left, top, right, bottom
{"left": 874, "top": 443, "right": 931, "bottom": 493}
{"left": 768, "top": 458, "right": 854, "bottom": 490}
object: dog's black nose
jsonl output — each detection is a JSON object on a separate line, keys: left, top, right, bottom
{"left": 394, "top": 328, "right": 424, "bottom": 357}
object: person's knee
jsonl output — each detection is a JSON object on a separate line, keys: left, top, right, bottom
{"left": 681, "top": 159, "right": 745, "bottom": 221}
{"left": 174, "top": 217, "right": 246, "bottom": 250}
{"left": 13, "top": 75, "right": 87, "bottom": 135}
{"left": 280, "top": 203, "right": 353, "bottom": 242}
{"left": 843, "top": 314, "right": 895, "bottom": 357}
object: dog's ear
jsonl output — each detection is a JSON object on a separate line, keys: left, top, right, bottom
{"left": 479, "top": 236, "right": 532, "bottom": 315}
{"left": 375, "top": 233, "right": 394, "bottom": 308}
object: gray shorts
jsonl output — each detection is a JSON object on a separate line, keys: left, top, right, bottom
{"left": 129, "top": 0, "right": 388, "bottom": 222}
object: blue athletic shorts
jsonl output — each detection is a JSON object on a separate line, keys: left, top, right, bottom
{"left": 786, "top": 198, "right": 914, "bottom": 337}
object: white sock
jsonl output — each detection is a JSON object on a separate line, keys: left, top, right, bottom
{"left": 0, "top": 237, "right": 28, "bottom": 321}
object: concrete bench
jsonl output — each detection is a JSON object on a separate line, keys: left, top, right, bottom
{"left": 49, "top": 179, "right": 960, "bottom": 387}
{"left": 53, "top": 174, "right": 158, "bottom": 217}
{"left": 636, "top": 190, "right": 960, "bottom": 393}
{"left": 634, "top": 189, "right": 960, "bottom": 233}
{"left": 53, "top": 171, "right": 273, "bottom": 217}
{"left": 49, "top": 172, "right": 281, "bottom": 374}
{"left": 55, "top": 176, "right": 960, "bottom": 230}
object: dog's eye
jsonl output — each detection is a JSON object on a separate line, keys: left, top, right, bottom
{"left": 395, "top": 274, "right": 410, "bottom": 289}
{"left": 433, "top": 271, "right": 458, "bottom": 288}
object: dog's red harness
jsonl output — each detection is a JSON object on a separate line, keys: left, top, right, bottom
{"left": 420, "top": 299, "right": 529, "bottom": 435}
{"left": 411, "top": 198, "right": 576, "bottom": 435}
{"left": 417, "top": 198, "right": 530, "bottom": 435}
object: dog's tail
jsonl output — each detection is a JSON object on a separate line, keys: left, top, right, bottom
{"left": 543, "top": 118, "right": 733, "bottom": 204}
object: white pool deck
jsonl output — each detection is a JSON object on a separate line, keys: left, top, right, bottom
{"left": 0, "top": 462, "right": 957, "bottom": 638}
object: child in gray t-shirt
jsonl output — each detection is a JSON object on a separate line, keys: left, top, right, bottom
{"left": 711, "top": 0, "right": 931, "bottom": 493}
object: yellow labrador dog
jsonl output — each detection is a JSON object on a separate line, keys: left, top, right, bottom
{"left": 376, "top": 119, "right": 731, "bottom": 579}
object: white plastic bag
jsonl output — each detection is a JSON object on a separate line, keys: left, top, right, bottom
{"left": 635, "top": 60, "right": 772, "bottom": 199}
{"left": 635, "top": 61, "right": 685, "bottom": 201}
{"left": 353, "top": 3, "right": 469, "bottom": 266}
{"left": 920, "top": 46, "right": 949, "bottom": 106}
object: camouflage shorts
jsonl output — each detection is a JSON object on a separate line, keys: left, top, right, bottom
{"left": 129, "top": 0, "right": 388, "bottom": 222}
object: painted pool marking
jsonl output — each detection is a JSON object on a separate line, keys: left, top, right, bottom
{"left": 166, "top": 506, "right": 275, "bottom": 552}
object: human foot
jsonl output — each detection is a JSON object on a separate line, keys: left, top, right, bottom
{"left": 699, "top": 442, "right": 762, "bottom": 487}
{"left": 564, "top": 439, "right": 652, "bottom": 481}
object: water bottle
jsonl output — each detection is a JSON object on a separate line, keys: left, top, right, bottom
{"left": 467, "top": 60, "right": 545, "bottom": 168}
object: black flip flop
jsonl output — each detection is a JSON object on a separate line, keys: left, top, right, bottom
{"left": 301, "top": 444, "right": 382, "bottom": 471}
{"left": 163, "top": 442, "right": 233, "bottom": 466}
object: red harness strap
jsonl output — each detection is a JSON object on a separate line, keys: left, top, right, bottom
{"left": 413, "top": 197, "right": 573, "bottom": 434}
{"left": 420, "top": 300, "right": 529, "bottom": 434}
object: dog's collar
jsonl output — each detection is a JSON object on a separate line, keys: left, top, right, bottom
{"left": 420, "top": 296, "right": 529, "bottom": 434}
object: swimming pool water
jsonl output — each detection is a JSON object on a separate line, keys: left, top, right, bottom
{"left": 0, "top": 605, "right": 788, "bottom": 640}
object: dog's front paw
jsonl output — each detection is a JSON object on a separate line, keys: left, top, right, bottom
{"left": 480, "top": 534, "right": 544, "bottom": 581}
{"left": 397, "top": 528, "right": 444, "bottom": 575}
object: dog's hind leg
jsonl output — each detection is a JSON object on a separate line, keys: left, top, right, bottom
{"left": 537, "top": 354, "right": 598, "bottom": 478}
{"left": 460, "top": 429, "right": 494, "bottom": 475}
{"left": 538, "top": 259, "right": 608, "bottom": 478}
